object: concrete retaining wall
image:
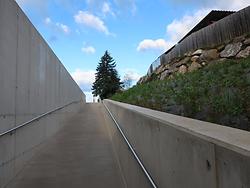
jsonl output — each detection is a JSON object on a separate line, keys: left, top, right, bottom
{"left": 102, "top": 104, "right": 152, "bottom": 188}
{"left": 0, "top": 0, "right": 85, "bottom": 134}
{"left": 104, "top": 100, "right": 250, "bottom": 188}
{"left": 0, "top": 101, "right": 83, "bottom": 188}
{"left": 0, "top": 0, "right": 85, "bottom": 187}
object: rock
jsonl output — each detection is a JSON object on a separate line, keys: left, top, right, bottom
{"left": 217, "top": 58, "right": 227, "bottom": 63}
{"left": 178, "top": 65, "right": 188, "bottom": 74}
{"left": 160, "top": 70, "right": 171, "bottom": 80}
{"left": 184, "top": 51, "right": 193, "bottom": 57}
{"left": 191, "top": 55, "right": 199, "bottom": 62}
{"left": 192, "top": 49, "right": 203, "bottom": 56}
{"left": 217, "top": 44, "right": 225, "bottom": 51}
{"left": 188, "top": 61, "right": 202, "bottom": 72}
{"left": 137, "top": 76, "right": 145, "bottom": 84}
{"left": 175, "top": 57, "right": 190, "bottom": 67}
{"left": 201, "top": 62, "right": 206, "bottom": 66}
{"left": 168, "top": 66, "right": 178, "bottom": 74}
{"left": 244, "top": 38, "right": 250, "bottom": 45}
{"left": 163, "top": 64, "right": 170, "bottom": 70}
{"left": 142, "top": 75, "right": 149, "bottom": 83}
{"left": 155, "top": 64, "right": 165, "bottom": 75}
{"left": 200, "top": 49, "right": 219, "bottom": 62}
{"left": 236, "top": 46, "right": 250, "bottom": 58}
{"left": 220, "top": 42, "right": 242, "bottom": 58}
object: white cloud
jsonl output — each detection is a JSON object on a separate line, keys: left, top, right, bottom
{"left": 166, "top": 9, "right": 210, "bottom": 43}
{"left": 56, "top": 23, "right": 71, "bottom": 34}
{"left": 44, "top": 17, "right": 71, "bottom": 35}
{"left": 71, "top": 69, "right": 96, "bottom": 102}
{"left": 102, "top": 2, "right": 115, "bottom": 16}
{"left": 81, "top": 46, "right": 96, "bottom": 54}
{"left": 74, "top": 11, "right": 111, "bottom": 35}
{"left": 165, "top": 0, "right": 250, "bottom": 44}
{"left": 71, "top": 69, "right": 96, "bottom": 92}
{"left": 123, "top": 69, "right": 141, "bottom": 82}
{"left": 122, "top": 69, "right": 142, "bottom": 88}
{"left": 137, "top": 0, "right": 249, "bottom": 53}
{"left": 44, "top": 17, "right": 52, "bottom": 24}
{"left": 137, "top": 39, "right": 174, "bottom": 52}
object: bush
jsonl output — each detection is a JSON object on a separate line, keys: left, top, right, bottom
{"left": 111, "top": 58, "right": 250, "bottom": 131}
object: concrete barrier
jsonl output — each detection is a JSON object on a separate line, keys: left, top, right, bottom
{"left": 0, "top": 0, "right": 85, "bottom": 134}
{"left": 0, "top": 0, "right": 85, "bottom": 187}
{"left": 102, "top": 103, "right": 152, "bottom": 188}
{"left": 104, "top": 99, "right": 250, "bottom": 188}
{"left": 0, "top": 101, "right": 83, "bottom": 188}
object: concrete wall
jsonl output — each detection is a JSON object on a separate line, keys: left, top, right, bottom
{"left": 104, "top": 100, "right": 250, "bottom": 188}
{"left": 0, "top": 101, "right": 83, "bottom": 188}
{"left": 0, "top": 0, "right": 85, "bottom": 187}
{"left": 102, "top": 104, "right": 152, "bottom": 188}
{"left": 0, "top": 0, "right": 85, "bottom": 134}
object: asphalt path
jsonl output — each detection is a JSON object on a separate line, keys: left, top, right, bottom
{"left": 9, "top": 103, "right": 125, "bottom": 188}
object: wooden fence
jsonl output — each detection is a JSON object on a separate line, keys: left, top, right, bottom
{"left": 148, "top": 6, "right": 250, "bottom": 75}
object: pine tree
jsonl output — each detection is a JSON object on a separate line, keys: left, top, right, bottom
{"left": 92, "top": 51, "right": 122, "bottom": 100}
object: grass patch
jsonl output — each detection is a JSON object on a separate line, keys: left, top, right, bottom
{"left": 111, "top": 58, "right": 250, "bottom": 131}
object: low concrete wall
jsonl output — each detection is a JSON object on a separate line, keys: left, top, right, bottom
{"left": 104, "top": 100, "right": 250, "bottom": 188}
{"left": 102, "top": 104, "right": 152, "bottom": 188}
{"left": 0, "top": 101, "right": 83, "bottom": 188}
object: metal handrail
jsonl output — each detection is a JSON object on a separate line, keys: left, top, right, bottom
{"left": 103, "top": 102, "right": 158, "bottom": 188}
{"left": 0, "top": 100, "right": 80, "bottom": 137}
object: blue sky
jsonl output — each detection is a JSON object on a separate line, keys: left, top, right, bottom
{"left": 16, "top": 0, "right": 249, "bottom": 101}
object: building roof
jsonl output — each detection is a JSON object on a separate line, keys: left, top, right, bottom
{"left": 178, "top": 10, "right": 236, "bottom": 43}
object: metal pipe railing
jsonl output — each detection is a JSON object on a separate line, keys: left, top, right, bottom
{"left": 103, "top": 102, "right": 158, "bottom": 188}
{"left": 0, "top": 100, "right": 80, "bottom": 137}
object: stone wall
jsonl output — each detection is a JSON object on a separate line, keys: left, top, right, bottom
{"left": 139, "top": 34, "right": 250, "bottom": 84}
{"left": 146, "top": 6, "right": 250, "bottom": 78}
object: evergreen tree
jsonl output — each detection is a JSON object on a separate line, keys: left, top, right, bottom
{"left": 92, "top": 51, "right": 122, "bottom": 99}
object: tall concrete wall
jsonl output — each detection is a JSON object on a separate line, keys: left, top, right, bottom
{"left": 104, "top": 100, "right": 250, "bottom": 188}
{"left": 0, "top": 0, "right": 85, "bottom": 187}
{"left": 0, "top": 0, "right": 85, "bottom": 134}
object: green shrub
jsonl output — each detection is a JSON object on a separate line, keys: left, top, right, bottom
{"left": 111, "top": 58, "right": 250, "bottom": 131}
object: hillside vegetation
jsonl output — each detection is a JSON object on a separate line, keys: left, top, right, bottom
{"left": 111, "top": 58, "right": 250, "bottom": 131}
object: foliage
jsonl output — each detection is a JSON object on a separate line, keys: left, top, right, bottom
{"left": 111, "top": 58, "right": 250, "bottom": 131}
{"left": 92, "top": 51, "right": 122, "bottom": 99}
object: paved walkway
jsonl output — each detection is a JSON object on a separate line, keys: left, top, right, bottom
{"left": 9, "top": 104, "right": 125, "bottom": 188}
